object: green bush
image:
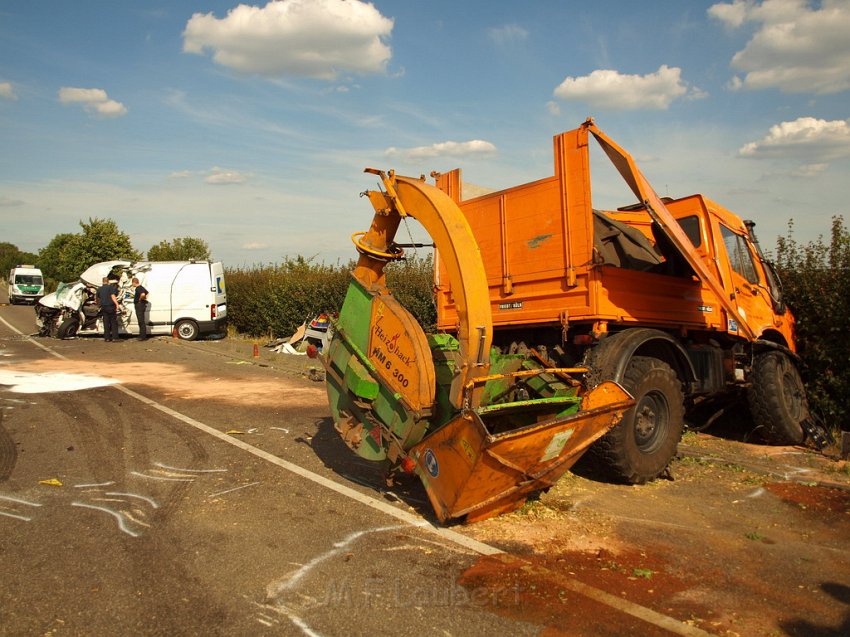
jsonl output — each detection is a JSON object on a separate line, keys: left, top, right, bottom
{"left": 774, "top": 216, "right": 850, "bottom": 430}
{"left": 225, "top": 254, "right": 436, "bottom": 338}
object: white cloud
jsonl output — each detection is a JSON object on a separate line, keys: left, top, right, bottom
{"left": 385, "top": 140, "right": 497, "bottom": 161}
{"left": 0, "top": 196, "right": 24, "bottom": 207}
{"left": 0, "top": 81, "right": 17, "bottom": 100}
{"left": 546, "top": 100, "right": 561, "bottom": 116}
{"left": 488, "top": 24, "right": 529, "bottom": 46}
{"left": 708, "top": 0, "right": 850, "bottom": 94}
{"left": 552, "top": 65, "right": 702, "bottom": 110}
{"left": 205, "top": 167, "right": 250, "bottom": 185}
{"left": 58, "top": 86, "right": 128, "bottom": 118}
{"left": 182, "top": 0, "right": 394, "bottom": 80}
{"left": 739, "top": 117, "right": 850, "bottom": 163}
{"left": 792, "top": 163, "right": 828, "bottom": 177}
{"left": 242, "top": 242, "right": 269, "bottom": 250}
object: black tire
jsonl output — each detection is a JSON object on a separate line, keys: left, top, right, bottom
{"left": 175, "top": 319, "right": 199, "bottom": 341}
{"left": 57, "top": 317, "right": 80, "bottom": 340}
{"left": 592, "top": 356, "right": 684, "bottom": 484}
{"left": 747, "top": 351, "right": 807, "bottom": 445}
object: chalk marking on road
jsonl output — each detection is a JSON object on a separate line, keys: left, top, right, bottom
{"left": 208, "top": 481, "right": 261, "bottom": 498}
{"left": 105, "top": 491, "right": 160, "bottom": 509}
{"left": 154, "top": 462, "right": 227, "bottom": 473}
{"left": 0, "top": 494, "right": 42, "bottom": 507}
{"left": 268, "top": 525, "right": 407, "bottom": 598}
{"left": 130, "top": 470, "right": 194, "bottom": 482}
{"left": 3, "top": 316, "right": 716, "bottom": 637}
{"left": 0, "top": 510, "right": 32, "bottom": 522}
{"left": 74, "top": 481, "right": 116, "bottom": 489}
{"left": 121, "top": 510, "right": 151, "bottom": 528}
{"left": 264, "top": 527, "right": 407, "bottom": 637}
{"left": 71, "top": 502, "right": 141, "bottom": 538}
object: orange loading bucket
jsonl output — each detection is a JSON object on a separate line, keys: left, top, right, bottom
{"left": 409, "top": 381, "right": 633, "bottom": 523}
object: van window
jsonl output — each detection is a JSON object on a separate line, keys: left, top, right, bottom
{"left": 15, "top": 274, "right": 43, "bottom": 285}
{"left": 720, "top": 225, "right": 759, "bottom": 284}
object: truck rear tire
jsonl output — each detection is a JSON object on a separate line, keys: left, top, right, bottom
{"left": 747, "top": 351, "right": 807, "bottom": 445}
{"left": 57, "top": 317, "right": 80, "bottom": 339}
{"left": 592, "top": 356, "right": 684, "bottom": 484}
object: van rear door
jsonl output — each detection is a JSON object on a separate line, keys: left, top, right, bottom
{"left": 211, "top": 262, "right": 226, "bottom": 319}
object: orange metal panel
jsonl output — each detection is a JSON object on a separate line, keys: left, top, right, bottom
{"left": 410, "top": 381, "right": 633, "bottom": 523}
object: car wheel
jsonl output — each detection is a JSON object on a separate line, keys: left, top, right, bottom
{"left": 175, "top": 319, "right": 199, "bottom": 341}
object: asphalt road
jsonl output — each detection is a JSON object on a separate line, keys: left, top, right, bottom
{"left": 2, "top": 292, "right": 848, "bottom": 637}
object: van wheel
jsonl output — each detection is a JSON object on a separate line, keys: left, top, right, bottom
{"left": 592, "top": 356, "right": 684, "bottom": 484}
{"left": 747, "top": 351, "right": 807, "bottom": 445}
{"left": 57, "top": 317, "right": 80, "bottom": 339}
{"left": 175, "top": 319, "right": 199, "bottom": 341}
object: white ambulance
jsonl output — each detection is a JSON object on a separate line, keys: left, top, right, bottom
{"left": 8, "top": 265, "right": 45, "bottom": 304}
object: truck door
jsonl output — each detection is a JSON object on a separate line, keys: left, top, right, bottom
{"left": 717, "top": 224, "right": 776, "bottom": 336}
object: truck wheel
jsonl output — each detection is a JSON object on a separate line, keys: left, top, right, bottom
{"left": 57, "top": 317, "right": 80, "bottom": 339}
{"left": 594, "top": 356, "right": 684, "bottom": 484}
{"left": 175, "top": 319, "right": 199, "bottom": 341}
{"left": 747, "top": 351, "right": 807, "bottom": 445}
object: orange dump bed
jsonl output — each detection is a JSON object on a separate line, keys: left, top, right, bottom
{"left": 433, "top": 127, "right": 730, "bottom": 337}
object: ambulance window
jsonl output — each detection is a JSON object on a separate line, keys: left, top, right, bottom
{"left": 676, "top": 216, "right": 701, "bottom": 248}
{"left": 720, "top": 225, "right": 759, "bottom": 284}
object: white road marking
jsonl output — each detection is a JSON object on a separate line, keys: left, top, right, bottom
{"left": 154, "top": 462, "right": 227, "bottom": 473}
{"left": 0, "top": 494, "right": 42, "bottom": 507}
{"left": 1, "top": 314, "right": 714, "bottom": 637}
{"left": 0, "top": 510, "right": 32, "bottom": 522}
{"left": 130, "top": 470, "right": 194, "bottom": 482}
{"left": 71, "top": 502, "right": 141, "bottom": 537}
{"left": 105, "top": 492, "right": 160, "bottom": 509}
{"left": 208, "top": 481, "right": 261, "bottom": 498}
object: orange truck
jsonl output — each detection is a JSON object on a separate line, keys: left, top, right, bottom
{"left": 320, "top": 118, "right": 817, "bottom": 524}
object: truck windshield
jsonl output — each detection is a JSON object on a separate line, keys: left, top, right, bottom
{"left": 15, "top": 275, "right": 43, "bottom": 285}
{"left": 720, "top": 226, "right": 759, "bottom": 284}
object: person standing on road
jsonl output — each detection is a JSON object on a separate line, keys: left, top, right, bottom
{"left": 97, "top": 277, "right": 120, "bottom": 342}
{"left": 132, "top": 277, "right": 149, "bottom": 341}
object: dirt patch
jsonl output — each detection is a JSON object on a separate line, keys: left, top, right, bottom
{"left": 459, "top": 453, "right": 850, "bottom": 636}
{"left": 459, "top": 551, "right": 708, "bottom": 637}
{"left": 6, "top": 358, "right": 325, "bottom": 408}
{"left": 764, "top": 482, "right": 850, "bottom": 518}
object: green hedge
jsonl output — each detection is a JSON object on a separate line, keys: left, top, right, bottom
{"left": 225, "top": 254, "right": 436, "bottom": 338}
{"left": 774, "top": 216, "right": 850, "bottom": 430}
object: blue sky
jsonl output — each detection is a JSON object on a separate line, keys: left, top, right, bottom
{"left": 1, "top": 0, "right": 849, "bottom": 267}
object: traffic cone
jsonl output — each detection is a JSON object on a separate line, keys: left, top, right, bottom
{"left": 253, "top": 343, "right": 260, "bottom": 358}
{"left": 172, "top": 326, "right": 178, "bottom": 338}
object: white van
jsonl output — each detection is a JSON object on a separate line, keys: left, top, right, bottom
{"left": 36, "top": 260, "right": 227, "bottom": 340}
{"left": 8, "top": 265, "right": 45, "bottom": 305}
{"left": 127, "top": 261, "right": 227, "bottom": 340}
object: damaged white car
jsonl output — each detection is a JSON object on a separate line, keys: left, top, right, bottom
{"left": 36, "top": 260, "right": 228, "bottom": 341}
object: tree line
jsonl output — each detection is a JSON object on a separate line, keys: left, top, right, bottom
{"left": 2, "top": 217, "right": 210, "bottom": 289}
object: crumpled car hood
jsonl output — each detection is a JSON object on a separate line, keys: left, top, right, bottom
{"left": 38, "top": 282, "right": 86, "bottom": 310}
{"left": 79, "top": 260, "right": 133, "bottom": 286}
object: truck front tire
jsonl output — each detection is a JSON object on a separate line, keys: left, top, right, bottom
{"left": 592, "top": 356, "right": 684, "bottom": 484}
{"left": 747, "top": 351, "right": 807, "bottom": 445}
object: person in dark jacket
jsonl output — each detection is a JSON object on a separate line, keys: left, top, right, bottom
{"left": 132, "top": 277, "right": 149, "bottom": 341}
{"left": 97, "top": 277, "right": 120, "bottom": 342}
